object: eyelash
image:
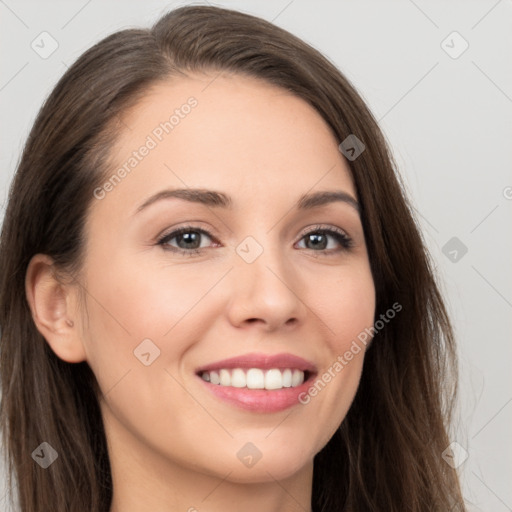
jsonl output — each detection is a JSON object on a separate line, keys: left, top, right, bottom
{"left": 157, "top": 224, "right": 354, "bottom": 257}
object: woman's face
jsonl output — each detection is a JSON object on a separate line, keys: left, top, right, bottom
{"left": 76, "top": 73, "right": 375, "bottom": 483}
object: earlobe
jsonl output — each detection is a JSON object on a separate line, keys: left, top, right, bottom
{"left": 25, "top": 254, "right": 87, "bottom": 363}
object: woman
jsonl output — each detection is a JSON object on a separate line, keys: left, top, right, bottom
{"left": 0, "top": 5, "right": 466, "bottom": 511}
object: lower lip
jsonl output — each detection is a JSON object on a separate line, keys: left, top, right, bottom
{"left": 197, "top": 374, "right": 315, "bottom": 413}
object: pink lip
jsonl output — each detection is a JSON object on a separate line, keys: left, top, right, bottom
{"left": 196, "top": 352, "right": 317, "bottom": 413}
{"left": 195, "top": 352, "right": 317, "bottom": 373}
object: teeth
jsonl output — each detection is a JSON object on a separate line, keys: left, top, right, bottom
{"left": 282, "top": 368, "right": 292, "bottom": 387}
{"left": 291, "top": 369, "right": 303, "bottom": 387}
{"left": 231, "top": 368, "right": 246, "bottom": 388}
{"left": 246, "top": 368, "right": 264, "bottom": 389}
{"left": 219, "top": 369, "right": 231, "bottom": 386}
{"left": 265, "top": 369, "right": 282, "bottom": 390}
{"left": 200, "top": 368, "right": 306, "bottom": 390}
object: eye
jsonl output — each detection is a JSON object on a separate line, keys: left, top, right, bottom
{"left": 157, "top": 226, "right": 218, "bottom": 256}
{"left": 295, "top": 225, "right": 353, "bottom": 255}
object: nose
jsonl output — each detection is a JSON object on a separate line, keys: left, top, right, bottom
{"left": 225, "top": 241, "right": 306, "bottom": 332}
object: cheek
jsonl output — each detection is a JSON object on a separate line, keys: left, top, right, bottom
{"left": 318, "top": 263, "right": 376, "bottom": 348}
{"left": 77, "top": 252, "right": 236, "bottom": 399}
{"left": 81, "top": 254, "right": 217, "bottom": 341}
{"left": 298, "top": 264, "right": 375, "bottom": 446}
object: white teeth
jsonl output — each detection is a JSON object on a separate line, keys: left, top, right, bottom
{"left": 291, "top": 369, "right": 304, "bottom": 387}
{"left": 265, "top": 369, "right": 283, "bottom": 390}
{"left": 200, "top": 368, "right": 306, "bottom": 390}
{"left": 246, "top": 368, "right": 264, "bottom": 389}
{"left": 231, "top": 368, "right": 246, "bottom": 388}
{"left": 282, "top": 368, "right": 292, "bottom": 387}
{"left": 219, "top": 369, "right": 231, "bottom": 386}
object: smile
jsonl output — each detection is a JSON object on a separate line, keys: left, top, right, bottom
{"left": 195, "top": 352, "right": 317, "bottom": 413}
{"left": 200, "top": 368, "right": 307, "bottom": 390}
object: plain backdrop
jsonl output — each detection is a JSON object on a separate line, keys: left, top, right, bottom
{"left": 1, "top": 1, "right": 511, "bottom": 510}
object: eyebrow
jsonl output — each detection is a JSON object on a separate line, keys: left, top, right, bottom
{"left": 135, "top": 188, "right": 360, "bottom": 215}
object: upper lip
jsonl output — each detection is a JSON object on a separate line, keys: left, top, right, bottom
{"left": 196, "top": 352, "right": 317, "bottom": 374}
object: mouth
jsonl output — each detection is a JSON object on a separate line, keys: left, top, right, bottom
{"left": 195, "top": 352, "right": 317, "bottom": 413}
{"left": 198, "top": 368, "right": 312, "bottom": 390}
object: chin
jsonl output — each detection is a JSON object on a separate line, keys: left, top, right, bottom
{"left": 224, "top": 454, "right": 313, "bottom": 484}
{"left": 226, "top": 437, "right": 316, "bottom": 483}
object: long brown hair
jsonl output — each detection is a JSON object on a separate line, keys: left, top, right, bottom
{"left": 0, "top": 5, "right": 465, "bottom": 511}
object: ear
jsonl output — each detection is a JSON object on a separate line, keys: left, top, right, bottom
{"left": 25, "top": 254, "right": 87, "bottom": 363}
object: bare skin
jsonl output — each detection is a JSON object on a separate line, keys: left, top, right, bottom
{"left": 26, "top": 72, "right": 376, "bottom": 512}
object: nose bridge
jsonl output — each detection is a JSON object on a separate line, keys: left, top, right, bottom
{"left": 226, "top": 229, "right": 303, "bottom": 329}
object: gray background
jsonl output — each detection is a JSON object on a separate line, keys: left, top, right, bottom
{"left": 1, "top": 1, "right": 511, "bottom": 510}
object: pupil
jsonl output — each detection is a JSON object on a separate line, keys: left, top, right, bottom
{"left": 180, "top": 232, "right": 199, "bottom": 249}
{"left": 308, "top": 233, "right": 326, "bottom": 250}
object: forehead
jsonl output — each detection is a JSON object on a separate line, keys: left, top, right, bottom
{"left": 93, "top": 72, "right": 356, "bottom": 217}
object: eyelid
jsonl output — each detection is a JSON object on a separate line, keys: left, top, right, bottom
{"left": 300, "top": 224, "right": 350, "bottom": 239}
{"left": 157, "top": 225, "right": 218, "bottom": 248}
{"left": 157, "top": 222, "right": 219, "bottom": 243}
